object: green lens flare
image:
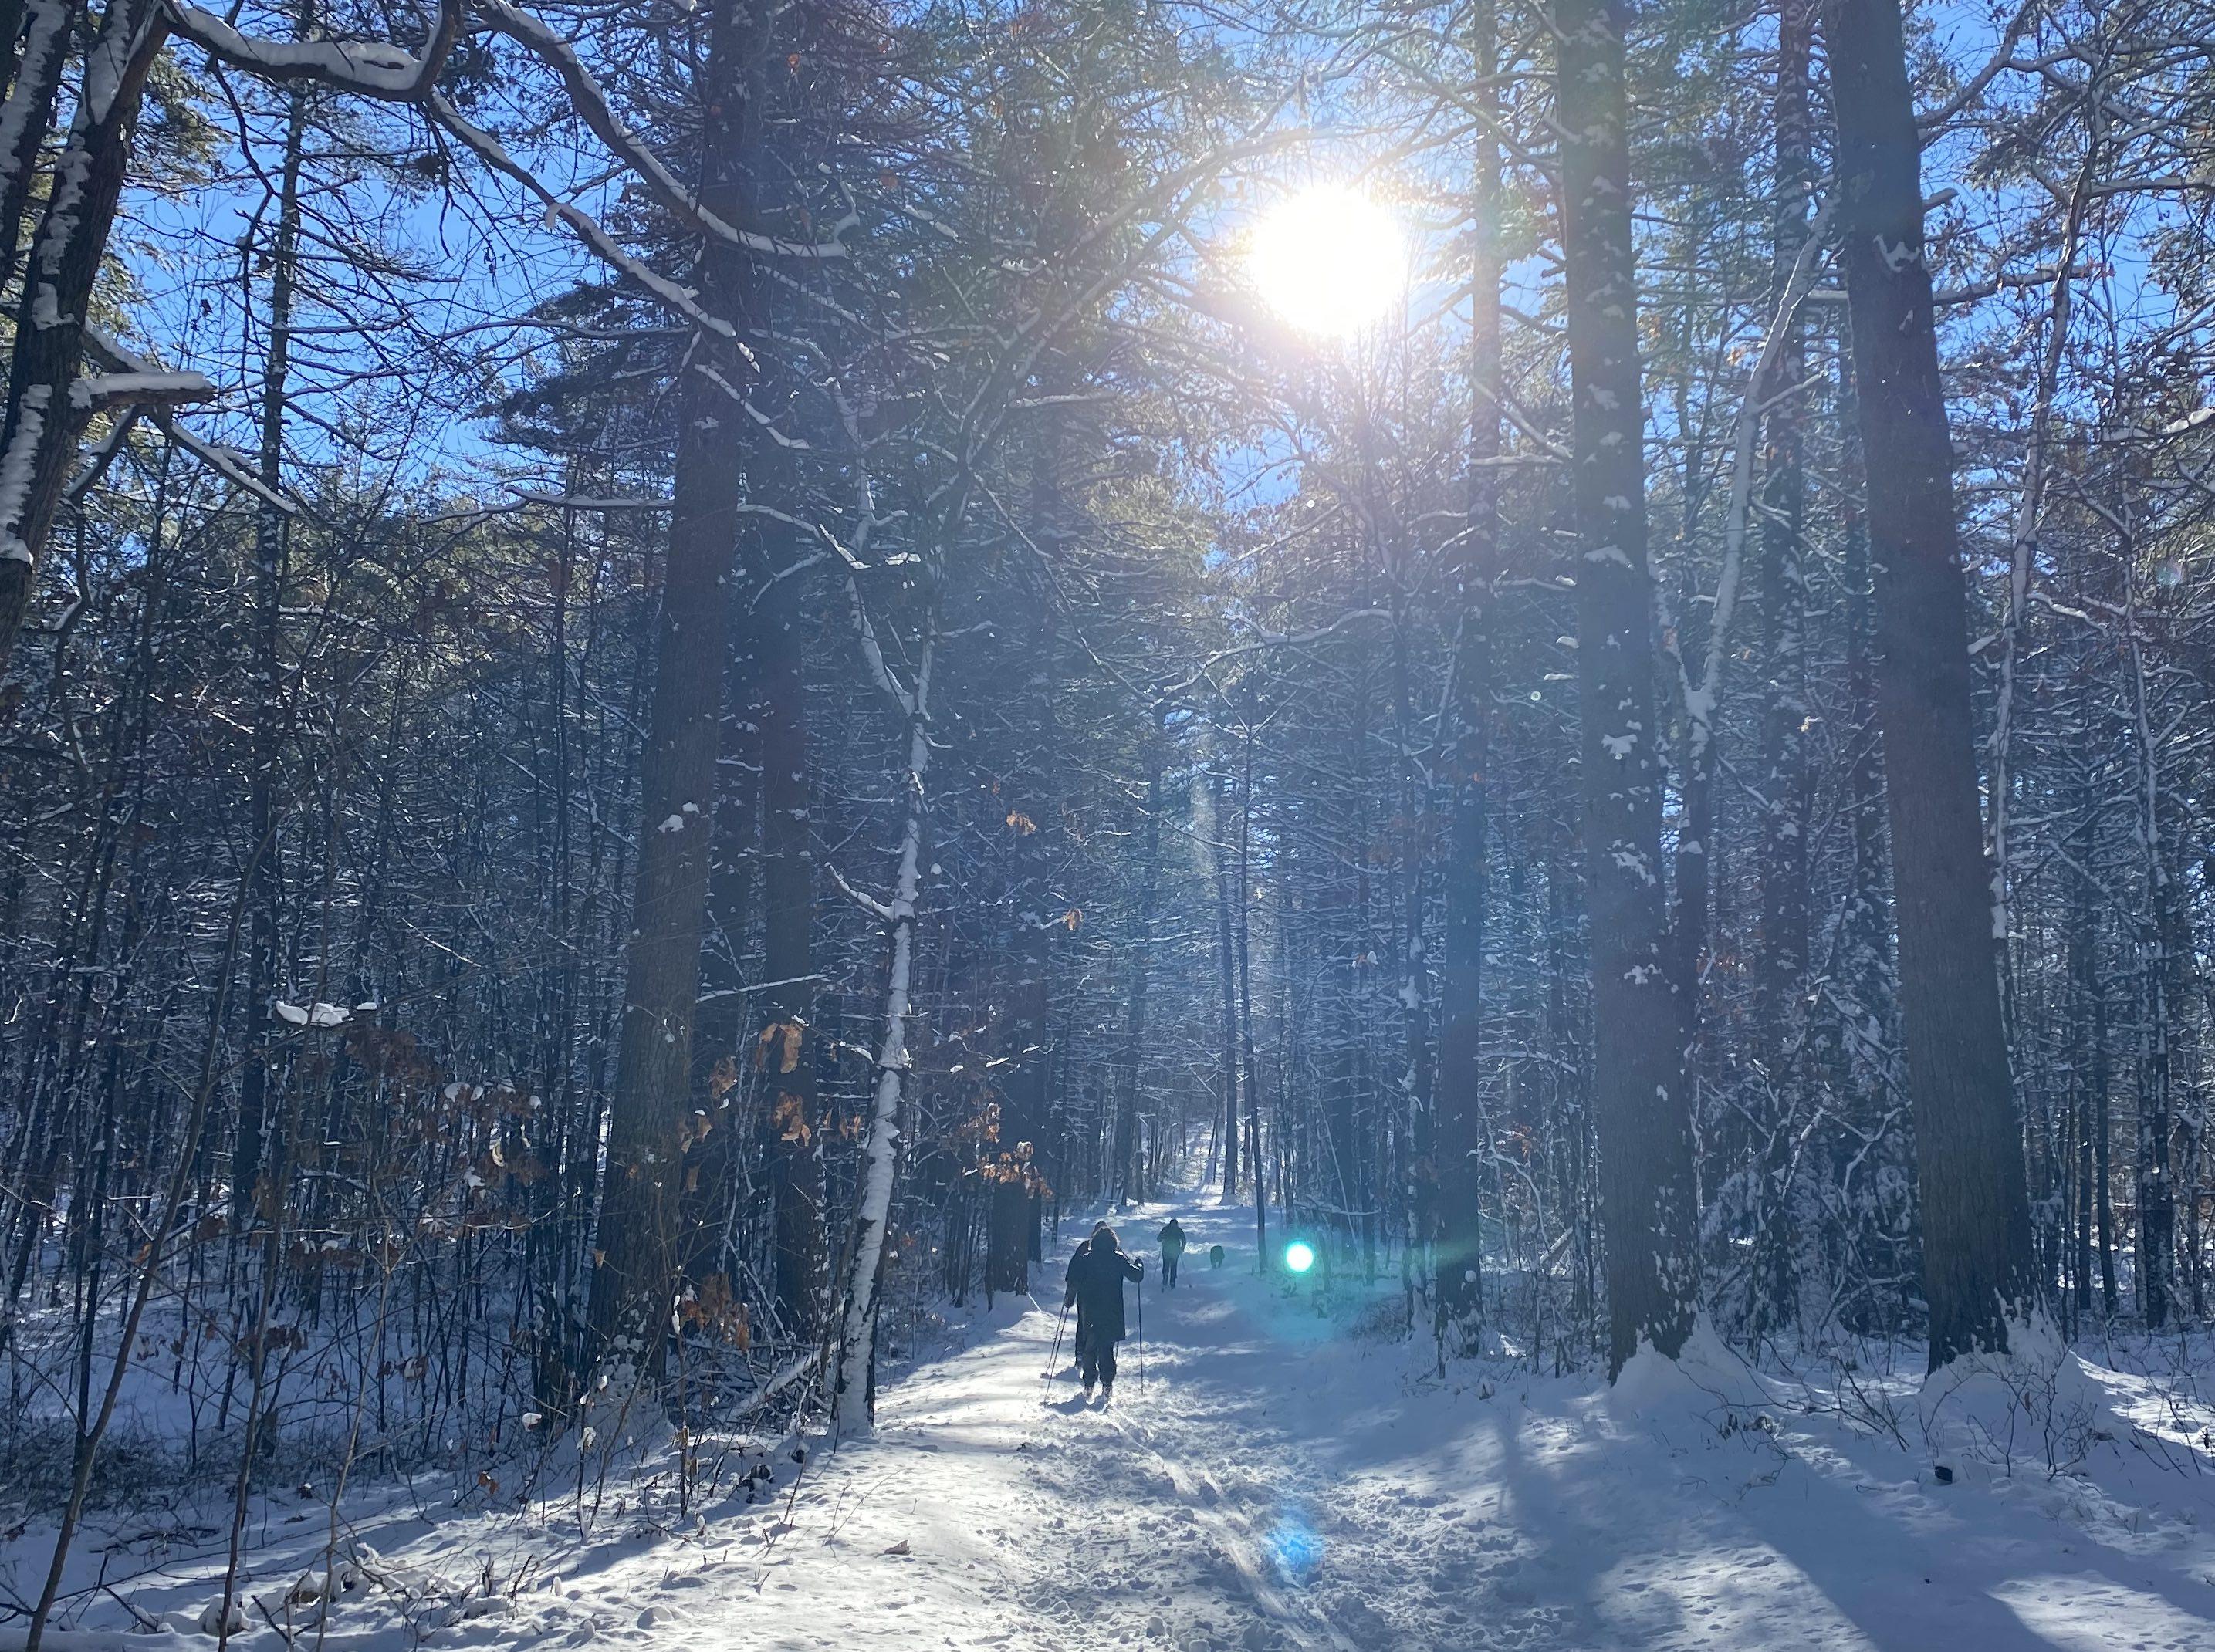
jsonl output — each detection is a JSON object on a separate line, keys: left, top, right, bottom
{"left": 1283, "top": 1240, "right": 1317, "bottom": 1275}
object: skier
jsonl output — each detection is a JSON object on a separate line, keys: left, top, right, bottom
{"left": 1064, "top": 1221, "right": 1144, "bottom": 1401}
{"left": 1158, "top": 1217, "right": 1188, "bottom": 1289}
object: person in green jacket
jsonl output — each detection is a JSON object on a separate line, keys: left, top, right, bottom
{"left": 1158, "top": 1217, "right": 1188, "bottom": 1289}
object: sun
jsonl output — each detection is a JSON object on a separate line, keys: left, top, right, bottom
{"left": 1246, "top": 184, "right": 1406, "bottom": 337}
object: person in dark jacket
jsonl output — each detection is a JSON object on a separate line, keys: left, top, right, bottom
{"left": 1064, "top": 1221, "right": 1144, "bottom": 1400}
{"left": 1158, "top": 1218, "right": 1188, "bottom": 1289}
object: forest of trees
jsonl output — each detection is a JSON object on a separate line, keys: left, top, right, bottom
{"left": 2, "top": 0, "right": 2213, "bottom": 1614}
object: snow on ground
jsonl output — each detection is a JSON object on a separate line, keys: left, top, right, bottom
{"left": 10, "top": 1190, "right": 2215, "bottom": 1650}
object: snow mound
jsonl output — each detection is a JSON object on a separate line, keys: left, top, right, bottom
{"left": 1608, "top": 1316, "right": 1776, "bottom": 1427}
{"left": 1918, "top": 1314, "right": 2214, "bottom": 1486}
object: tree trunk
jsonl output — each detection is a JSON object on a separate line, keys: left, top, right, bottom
{"left": 1556, "top": 0, "right": 1699, "bottom": 1376}
{"left": 1239, "top": 710, "right": 1265, "bottom": 1267}
{"left": 0, "top": 0, "right": 170, "bottom": 676}
{"left": 1213, "top": 766, "right": 1241, "bottom": 1198}
{"left": 1114, "top": 706, "right": 1166, "bottom": 1204}
{"left": 830, "top": 613, "right": 936, "bottom": 1433}
{"left": 2125, "top": 570, "right": 2176, "bottom": 1329}
{"left": 683, "top": 585, "right": 760, "bottom": 1318}
{"left": 757, "top": 554, "right": 826, "bottom": 1340}
{"left": 1435, "top": 0, "right": 1501, "bottom": 1353}
{"left": 1390, "top": 579, "right": 1428, "bottom": 1302}
{"left": 1751, "top": 0, "right": 1813, "bottom": 1336}
{"left": 986, "top": 793, "right": 1050, "bottom": 1297}
{"left": 585, "top": 0, "right": 762, "bottom": 1382}
{"left": 2094, "top": 926, "right": 2116, "bottom": 1316}
{"left": 2065, "top": 769, "right": 2098, "bottom": 1321}
{"left": 1826, "top": 336, "right": 1896, "bottom": 1194}
{"left": 234, "top": 76, "right": 308, "bottom": 1231}
{"left": 1824, "top": 0, "right": 2035, "bottom": 1367}
{"left": 0, "top": 0, "right": 75, "bottom": 294}
{"left": 988, "top": 447, "right": 1063, "bottom": 1294}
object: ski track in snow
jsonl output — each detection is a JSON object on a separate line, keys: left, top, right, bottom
{"left": 545, "top": 1192, "right": 2215, "bottom": 1651}
{"left": 560, "top": 1194, "right": 1599, "bottom": 1652}
{"left": 17, "top": 1191, "right": 2215, "bottom": 1651}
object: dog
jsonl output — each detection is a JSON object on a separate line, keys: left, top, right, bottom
{"left": 1209, "top": 1243, "right": 1226, "bottom": 1269}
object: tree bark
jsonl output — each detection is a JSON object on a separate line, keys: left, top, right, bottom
{"left": 2124, "top": 560, "right": 2176, "bottom": 1329}
{"left": 1213, "top": 766, "right": 1241, "bottom": 1198}
{"left": 1239, "top": 708, "right": 1265, "bottom": 1266}
{"left": 1751, "top": 0, "right": 1814, "bottom": 1336}
{"left": 233, "top": 74, "right": 308, "bottom": 1231}
{"left": 1824, "top": 0, "right": 2035, "bottom": 1367}
{"left": 585, "top": 0, "right": 763, "bottom": 1382}
{"left": 0, "top": 0, "right": 75, "bottom": 295}
{"left": 756, "top": 553, "right": 825, "bottom": 1339}
{"left": 1435, "top": 0, "right": 1501, "bottom": 1354}
{"left": 830, "top": 610, "right": 936, "bottom": 1433}
{"left": 683, "top": 586, "right": 759, "bottom": 1319}
{"left": 987, "top": 445, "right": 1063, "bottom": 1294}
{"left": 1114, "top": 705, "right": 1166, "bottom": 1205}
{"left": 2065, "top": 769, "right": 2100, "bottom": 1321}
{"left": 1556, "top": 0, "right": 1699, "bottom": 1376}
{"left": 0, "top": 0, "right": 169, "bottom": 677}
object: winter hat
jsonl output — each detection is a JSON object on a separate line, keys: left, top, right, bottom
{"left": 1092, "top": 1221, "right": 1121, "bottom": 1250}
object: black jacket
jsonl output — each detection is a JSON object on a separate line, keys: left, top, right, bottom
{"left": 1158, "top": 1219, "right": 1187, "bottom": 1258}
{"left": 1064, "top": 1237, "right": 1143, "bottom": 1346}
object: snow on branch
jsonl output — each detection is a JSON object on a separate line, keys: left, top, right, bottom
{"left": 475, "top": 0, "right": 853, "bottom": 260}
{"left": 697, "top": 973, "right": 829, "bottom": 1005}
{"left": 825, "top": 860, "right": 894, "bottom": 923}
{"left": 81, "top": 329, "right": 297, "bottom": 513}
{"left": 68, "top": 369, "right": 210, "bottom": 412}
{"left": 739, "top": 499, "right": 868, "bottom": 570}
{"left": 151, "top": 411, "right": 290, "bottom": 508}
{"left": 68, "top": 407, "right": 140, "bottom": 502}
{"left": 428, "top": 95, "right": 748, "bottom": 350}
{"left": 845, "top": 572, "right": 915, "bottom": 715}
{"left": 167, "top": 0, "right": 462, "bottom": 101}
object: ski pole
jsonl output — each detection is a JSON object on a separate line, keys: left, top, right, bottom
{"left": 1136, "top": 1274, "right": 1145, "bottom": 1390}
{"left": 1043, "top": 1300, "right": 1069, "bottom": 1400}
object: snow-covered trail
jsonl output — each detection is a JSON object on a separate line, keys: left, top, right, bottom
{"left": 15, "top": 1195, "right": 2215, "bottom": 1652}
{"left": 581, "top": 1190, "right": 1535, "bottom": 1652}
{"left": 560, "top": 1192, "right": 2215, "bottom": 1651}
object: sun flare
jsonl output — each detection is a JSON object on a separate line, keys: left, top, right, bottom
{"left": 1246, "top": 184, "right": 1406, "bottom": 337}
